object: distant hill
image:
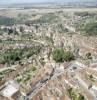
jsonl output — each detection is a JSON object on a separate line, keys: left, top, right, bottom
{"left": 0, "top": 0, "right": 97, "bottom": 8}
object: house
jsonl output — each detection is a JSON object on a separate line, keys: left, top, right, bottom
{"left": 68, "top": 61, "right": 86, "bottom": 73}
{"left": 0, "top": 80, "right": 20, "bottom": 100}
{"left": 90, "top": 85, "right": 97, "bottom": 98}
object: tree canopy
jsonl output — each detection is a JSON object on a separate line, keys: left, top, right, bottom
{"left": 52, "top": 49, "right": 75, "bottom": 62}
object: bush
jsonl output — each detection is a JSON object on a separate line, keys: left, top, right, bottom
{"left": 85, "top": 52, "right": 92, "bottom": 59}
{"left": 53, "top": 49, "right": 64, "bottom": 62}
{"left": 63, "top": 51, "right": 75, "bottom": 62}
{"left": 68, "top": 88, "right": 85, "bottom": 100}
{"left": 52, "top": 49, "right": 75, "bottom": 62}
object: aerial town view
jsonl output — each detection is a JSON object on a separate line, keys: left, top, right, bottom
{"left": 0, "top": 0, "right": 97, "bottom": 100}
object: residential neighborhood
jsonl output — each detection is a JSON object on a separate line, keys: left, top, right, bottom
{"left": 0, "top": 0, "right": 97, "bottom": 100}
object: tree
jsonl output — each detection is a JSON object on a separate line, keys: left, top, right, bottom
{"left": 53, "top": 49, "right": 64, "bottom": 62}
{"left": 52, "top": 49, "right": 75, "bottom": 62}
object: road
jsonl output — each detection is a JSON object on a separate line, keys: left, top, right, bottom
{"left": 24, "top": 66, "right": 64, "bottom": 100}
{"left": 76, "top": 76, "right": 97, "bottom": 100}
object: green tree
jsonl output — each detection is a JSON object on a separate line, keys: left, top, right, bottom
{"left": 52, "top": 49, "right": 75, "bottom": 62}
{"left": 53, "top": 49, "right": 64, "bottom": 62}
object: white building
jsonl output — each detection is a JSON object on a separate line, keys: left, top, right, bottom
{"left": 0, "top": 80, "right": 20, "bottom": 100}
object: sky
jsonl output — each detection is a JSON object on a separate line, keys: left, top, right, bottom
{"left": 0, "top": 0, "right": 97, "bottom": 5}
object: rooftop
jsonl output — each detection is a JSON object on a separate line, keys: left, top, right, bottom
{"left": 0, "top": 80, "right": 20, "bottom": 98}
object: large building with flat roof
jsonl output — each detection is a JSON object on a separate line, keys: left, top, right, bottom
{"left": 0, "top": 80, "right": 20, "bottom": 100}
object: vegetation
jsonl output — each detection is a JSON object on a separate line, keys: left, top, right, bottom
{"left": 0, "top": 69, "right": 14, "bottom": 79}
{"left": 85, "top": 52, "right": 92, "bottom": 59}
{"left": 52, "top": 49, "right": 64, "bottom": 62}
{"left": 0, "top": 15, "right": 26, "bottom": 25}
{"left": 0, "top": 16, "right": 16, "bottom": 25}
{"left": 39, "top": 58, "right": 45, "bottom": 67}
{"left": 0, "top": 46, "right": 41, "bottom": 65}
{"left": 32, "top": 66, "right": 37, "bottom": 71}
{"left": 63, "top": 51, "right": 75, "bottom": 62}
{"left": 16, "top": 66, "right": 37, "bottom": 84}
{"left": 45, "top": 36, "right": 54, "bottom": 44}
{"left": 0, "top": 27, "right": 19, "bottom": 35}
{"left": 75, "top": 11, "right": 97, "bottom": 36}
{"left": 90, "top": 74, "right": 93, "bottom": 79}
{"left": 68, "top": 88, "right": 85, "bottom": 100}
{"left": 52, "top": 49, "right": 75, "bottom": 62}
{"left": 83, "top": 22, "right": 97, "bottom": 36}
{"left": 18, "top": 13, "right": 31, "bottom": 21}
{"left": 89, "top": 74, "right": 95, "bottom": 82}
{"left": 77, "top": 21, "right": 97, "bottom": 36}
{"left": 25, "top": 13, "right": 59, "bottom": 25}
{"left": 38, "top": 13, "right": 58, "bottom": 23}
{"left": 74, "top": 12, "right": 89, "bottom": 17}
{"left": 75, "top": 12, "right": 97, "bottom": 17}
{"left": 0, "top": 49, "right": 22, "bottom": 65}
{"left": 57, "top": 24, "right": 69, "bottom": 33}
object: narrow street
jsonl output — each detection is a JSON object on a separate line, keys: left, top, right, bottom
{"left": 25, "top": 66, "right": 64, "bottom": 100}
